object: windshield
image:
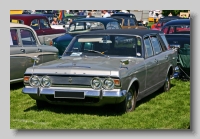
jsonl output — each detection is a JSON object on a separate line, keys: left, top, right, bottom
{"left": 63, "top": 35, "right": 143, "bottom": 57}
{"left": 69, "top": 21, "right": 105, "bottom": 32}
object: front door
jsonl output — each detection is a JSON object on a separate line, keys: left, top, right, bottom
{"left": 19, "top": 28, "right": 43, "bottom": 69}
{"left": 10, "top": 28, "right": 27, "bottom": 82}
{"left": 30, "top": 19, "right": 45, "bottom": 45}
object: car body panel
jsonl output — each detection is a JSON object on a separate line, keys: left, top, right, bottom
{"left": 10, "top": 14, "right": 66, "bottom": 45}
{"left": 22, "top": 29, "right": 177, "bottom": 107}
{"left": 10, "top": 23, "right": 59, "bottom": 84}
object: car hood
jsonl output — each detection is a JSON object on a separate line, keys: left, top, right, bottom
{"left": 53, "top": 33, "right": 76, "bottom": 42}
{"left": 25, "top": 56, "right": 143, "bottom": 77}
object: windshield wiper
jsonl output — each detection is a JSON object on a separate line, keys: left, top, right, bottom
{"left": 83, "top": 50, "right": 105, "bottom": 55}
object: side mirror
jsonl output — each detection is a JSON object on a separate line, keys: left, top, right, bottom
{"left": 63, "top": 25, "right": 65, "bottom": 28}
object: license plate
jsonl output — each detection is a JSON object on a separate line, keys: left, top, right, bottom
{"left": 54, "top": 91, "right": 85, "bottom": 99}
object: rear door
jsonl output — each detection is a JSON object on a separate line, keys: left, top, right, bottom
{"left": 10, "top": 28, "right": 27, "bottom": 81}
{"left": 143, "top": 36, "right": 159, "bottom": 89}
{"left": 149, "top": 35, "right": 169, "bottom": 84}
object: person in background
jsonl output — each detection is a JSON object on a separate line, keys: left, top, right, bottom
{"left": 102, "top": 10, "right": 111, "bottom": 18}
{"left": 51, "top": 17, "right": 59, "bottom": 25}
{"left": 86, "top": 12, "right": 92, "bottom": 18}
{"left": 78, "top": 10, "right": 84, "bottom": 15}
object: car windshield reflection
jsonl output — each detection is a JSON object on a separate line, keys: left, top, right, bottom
{"left": 63, "top": 35, "right": 142, "bottom": 57}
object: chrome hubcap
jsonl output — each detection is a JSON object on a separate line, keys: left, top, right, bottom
{"left": 126, "top": 92, "right": 134, "bottom": 110}
{"left": 165, "top": 77, "right": 169, "bottom": 90}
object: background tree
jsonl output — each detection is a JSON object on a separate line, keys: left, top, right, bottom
{"left": 162, "top": 10, "right": 189, "bottom": 16}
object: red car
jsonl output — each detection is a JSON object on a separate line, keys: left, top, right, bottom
{"left": 10, "top": 14, "right": 66, "bottom": 45}
{"left": 151, "top": 16, "right": 182, "bottom": 31}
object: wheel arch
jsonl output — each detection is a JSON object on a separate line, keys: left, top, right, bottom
{"left": 127, "top": 77, "right": 139, "bottom": 96}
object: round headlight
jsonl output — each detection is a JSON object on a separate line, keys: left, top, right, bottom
{"left": 91, "top": 77, "right": 102, "bottom": 90}
{"left": 41, "top": 76, "right": 51, "bottom": 88}
{"left": 29, "top": 75, "right": 40, "bottom": 87}
{"left": 103, "top": 78, "right": 114, "bottom": 90}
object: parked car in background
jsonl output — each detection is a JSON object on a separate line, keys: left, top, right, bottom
{"left": 166, "top": 34, "right": 190, "bottom": 79}
{"left": 22, "top": 29, "right": 177, "bottom": 113}
{"left": 10, "top": 23, "right": 58, "bottom": 84}
{"left": 160, "top": 19, "right": 190, "bottom": 34}
{"left": 110, "top": 17, "right": 147, "bottom": 29}
{"left": 53, "top": 15, "right": 95, "bottom": 30}
{"left": 151, "top": 16, "right": 183, "bottom": 30}
{"left": 10, "top": 14, "right": 66, "bottom": 45}
{"left": 53, "top": 18, "right": 121, "bottom": 57}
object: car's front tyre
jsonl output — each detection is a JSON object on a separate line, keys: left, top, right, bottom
{"left": 116, "top": 87, "right": 137, "bottom": 113}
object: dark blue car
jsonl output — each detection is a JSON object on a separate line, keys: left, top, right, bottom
{"left": 52, "top": 18, "right": 121, "bottom": 57}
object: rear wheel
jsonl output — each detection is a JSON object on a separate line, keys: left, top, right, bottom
{"left": 163, "top": 73, "right": 171, "bottom": 92}
{"left": 117, "top": 86, "right": 137, "bottom": 113}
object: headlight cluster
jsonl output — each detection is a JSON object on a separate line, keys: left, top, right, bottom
{"left": 24, "top": 75, "right": 51, "bottom": 88}
{"left": 90, "top": 77, "right": 120, "bottom": 90}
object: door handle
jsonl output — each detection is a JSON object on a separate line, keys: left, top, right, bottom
{"left": 154, "top": 59, "right": 158, "bottom": 63}
{"left": 20, "top": 49, "right": 25, "bottom": 53}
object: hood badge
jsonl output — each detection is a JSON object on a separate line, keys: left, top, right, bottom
{"left": 68, "top": 77, "right": 72, "bottom": 83}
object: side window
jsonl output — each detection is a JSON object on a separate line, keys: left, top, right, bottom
{"left": 30, "top": 19, "right": 40, "bottom": 30}
{"left": 20, "top": 29, "right": 37, "bottom": 46}
{"left": 114, "top": 36, "right": 142, "bottom": 57}
{"left": 39, "top": 19, "right": 50, "bottom": 29}
{"left": 123, "top": 19, "right": 128, "bottom": 26}
{"left": 160, "top": 35, "right": 169, "bottom": 50}
{"left": 150, "top": 36, "right": 162, "bottom": 54}
{"left": 106, "top": 22, "right": 120, "bottom": 29}
{"left": 168, "top": 26, "right": 175, "bottom": 34}
{"left": 144, "top": 37, "right": 154, "bottom": 58}
{"left": 10, "top": 29, "right": 19, "bottom": 46}
{"left": 162, "top": 26, "right": 169, "bottom": 34}
{"left": 130, "top": 18, "right": 136, "bottom": 26}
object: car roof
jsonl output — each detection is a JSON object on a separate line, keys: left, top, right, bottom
{"left": 72, "top": 18, "right": 119, "bottom": 24}
{"left": 162, "top": 19, "right": 190, "bottom": 26}
{"left": 76, "top": 29, "right": 163, "bottom": 37}
{"left": 10, "top": 22, "right": 33, "bottom": 29}
{"left": 111, "top": 13, "right": 135, "bottom": 17}
{"left": 74, "top": 17, "right": 118, "bottom": 22}
{"left": 10, "top": 14, "right": 48, "bottom": 19}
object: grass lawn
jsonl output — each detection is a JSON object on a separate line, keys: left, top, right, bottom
{"left": 10, "top": 79, "right": 190, "bottom": 129}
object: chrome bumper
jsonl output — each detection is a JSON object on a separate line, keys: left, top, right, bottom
{"left": 22, "top": 86, "right": 127, "bottom": 97}
{"left": 22, "top": 86, "right": 127, "bottom": 106}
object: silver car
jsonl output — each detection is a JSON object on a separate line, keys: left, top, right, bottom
{"left": 22, "top": 29, "right": 177, "bottom": 113}
{"left": 10, "top": 23, "right": 58, "bottom": 84}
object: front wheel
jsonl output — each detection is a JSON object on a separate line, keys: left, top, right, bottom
{"left": 116, "top": 87, "right": 137, "bottom": 113}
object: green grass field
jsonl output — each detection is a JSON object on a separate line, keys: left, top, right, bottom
{"left": 10, "top": 79, "right": 190, "bottom": 129}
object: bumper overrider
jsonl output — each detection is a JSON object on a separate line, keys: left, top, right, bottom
{"left": 22, "top": 75, "right": 128, "bottom": 106}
